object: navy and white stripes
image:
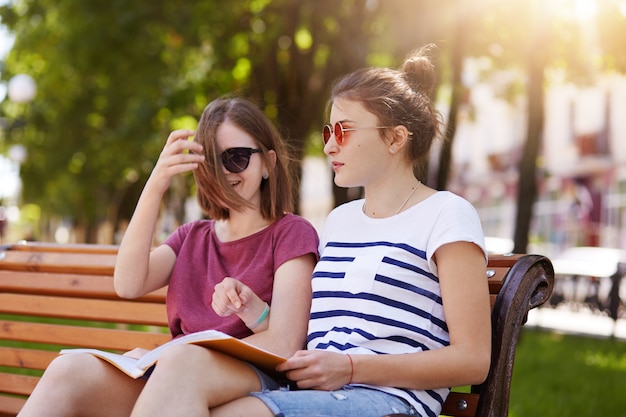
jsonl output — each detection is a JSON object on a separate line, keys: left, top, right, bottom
{"left": 306, "top": 192, "right": 486, "bottom": 417}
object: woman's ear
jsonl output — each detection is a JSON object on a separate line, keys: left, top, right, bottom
{"left": 387, "top": 125, "right": 412, "bottom": 154}
{"left": 266, "top": 149, "right": 277, "bottom": 170}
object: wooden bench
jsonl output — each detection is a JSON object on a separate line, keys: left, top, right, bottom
{"left": 0, "top": 242, "right": 554, "bottom": 417}
{"left": 0, "top": 242, "right": 169, "bottom": 417}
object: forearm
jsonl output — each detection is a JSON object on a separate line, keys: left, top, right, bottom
{"left": 351, "top": 342, "right": 491, "bottom": 390}
{"left": 242, "top": 319, "right": 307, "bottom": 359}
{"left": 114, "top": 129, "right": 200, "bottom": 298}
{"left": 113, "top": 180, "right": 164, "bottom": 298}
{"left": 239, "top": 294, "right": 308, "bottom": 359}
{"left": 241, "top": 255, "right": 314, "bottom": 358}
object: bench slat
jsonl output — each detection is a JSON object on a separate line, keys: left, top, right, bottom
{"left": 0, "top": 293, "right": 168, "bottom": 326}
{"left": 0, "top": 271, "right": 166, "bottom": 302}
{"left": 0, "top": 251, "right": 116, "bottom": 276}
{"left": 0, "top": 374, "right": 38, "bottom": 397}
{"left": 8, "top": 242, "right": 118, "bottom": 254}
{"left": 0, "top": 347, "right": 58, "bottom": 370}
{"left": 0, "top": 394, "right": 26, "bottom": 417}
{"left": 0, "top": 320, "right": 170, "bottom": 351}
{"left": 486, "top": 266, "right": 509, "bottom": 294}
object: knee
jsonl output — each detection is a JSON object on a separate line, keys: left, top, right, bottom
{"left": 44, "top": 353, "right": 93, "bottom": 378}
{"left": 41, "top": 353, "right": 105, "bottom": 388}
{"left": 152, "top": 344, "right": 218, "bottom": 374}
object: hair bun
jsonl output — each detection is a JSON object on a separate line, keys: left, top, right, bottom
{"left": 400, "top": 44, "right": 437, "bottom": 97}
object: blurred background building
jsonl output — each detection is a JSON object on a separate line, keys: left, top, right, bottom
{"left": 447, "top": 70, "right": 626, "bottom": 259}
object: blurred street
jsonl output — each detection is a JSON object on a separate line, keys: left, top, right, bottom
{"left": 527, "top": 306, "right": 626, "bottom": 340}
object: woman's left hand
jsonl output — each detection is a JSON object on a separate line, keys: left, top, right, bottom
{"left": 277, "top": 350, "right": 353, "bottom": 391}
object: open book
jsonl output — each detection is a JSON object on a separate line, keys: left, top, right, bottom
{"left": 60, "top": 329, "right": 287, "bottom": 379}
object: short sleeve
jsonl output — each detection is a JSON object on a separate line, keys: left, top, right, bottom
{"left": 426, "top": 195, "right": 487, "bottom": 273}
{"left": 271, "top": 215, "right": 320, "bottom": 272}
{"left": 163, "top": 222, "right": 197, "bottom": 255}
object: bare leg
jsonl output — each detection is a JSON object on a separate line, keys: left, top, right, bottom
{"left": 18, "top": 353, "right": 145, "bottom": 417}
{"left": 211, "top": 396, "right": 274, "bottom": 417}
{"left": 130, "top": 344, "right": 264, "bottom": 417}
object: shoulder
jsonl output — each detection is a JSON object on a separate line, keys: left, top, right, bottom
{"left": 275, "top": 213, "right": 316, "bottom": 229}
{"left": 165, "top": 219, "right": 214, "bottom": 243}
{"left": 270, "top": 214, "right": 319, "bottom": 240}
{"left": 326, "top": 199, "right": 363, "bottom": 221}
{"left": 163, "top": 219, "right": 215, "bottom": 254}
{"left": 270, "top": 213, "right": 313, "bottom": 231}
{"left": 177, "top": 219, "right": 215, "bottom": 234}
{"left": 270, "top": 214, "right": 320, "bottom": 262}
{"left": 426, "top": 192, "right": 486, "bottom": 258}
{"left": 423, "top": 191, "right": 479, "bottom": 215}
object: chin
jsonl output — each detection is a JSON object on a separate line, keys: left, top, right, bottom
{"left": 333, "top": 177, "right": 359, "bottom": 189}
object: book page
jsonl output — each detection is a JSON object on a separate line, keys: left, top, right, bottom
{"left": 59, "top": 349, "right": 145, "bottom": 378}
{"left": 61, "top": 329, "right": 287, "bottom": 379}
{"left": 135, "top": 329, "right": 287, "bottom": 377}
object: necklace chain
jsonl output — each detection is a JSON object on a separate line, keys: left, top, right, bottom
{"left": 394, "top": 181, "right": 421, "bottom": 215}
{"left": 363, "top": 181, "right": 422, "bottom": 217}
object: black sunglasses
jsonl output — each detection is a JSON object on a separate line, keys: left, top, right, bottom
{"left": 322, "top": 122, "right": 392, "bottom": 145}
{"left": 220, "top": 147, "right": 262, "bottom": 173}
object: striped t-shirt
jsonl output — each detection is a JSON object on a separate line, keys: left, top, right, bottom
{"left": 307, "top": 191, "right": 486, "bottom": 417}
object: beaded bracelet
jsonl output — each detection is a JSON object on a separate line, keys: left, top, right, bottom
{"left": 247, "top": 302, "right": 269, "bottom": 330}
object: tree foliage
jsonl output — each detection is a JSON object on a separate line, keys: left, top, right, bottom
{"left": 3, "top": 0, "right": 624, "bottom": 247}
{"left": 0, "top": 0, "right": 449, "bottom": 242}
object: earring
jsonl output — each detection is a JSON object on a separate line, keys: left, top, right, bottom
{"left": 263, "top": 172, "right": 269, "bottom": 179}
{"left": 389, "top": 147, "right": 396, "bottom": 154}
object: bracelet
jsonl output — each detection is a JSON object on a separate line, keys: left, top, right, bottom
{"left": 346, "top": 353, "right": 354, "bottom": 384}
{"left": 247, "top": 302, "right": 269, "bottom": 330}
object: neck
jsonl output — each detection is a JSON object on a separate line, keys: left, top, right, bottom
{"left": 216, "top": 209, "right": 271, "bottom": 242}
{"left": 362, "top": 177, "right": 422, "bottom": 218}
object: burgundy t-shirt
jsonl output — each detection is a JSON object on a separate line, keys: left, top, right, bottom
{"left": 163, "top": 214, "right": 319, "bottom": 339}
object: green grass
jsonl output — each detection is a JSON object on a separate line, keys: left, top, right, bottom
{"left": 509, "top": 328, "right": 626, "bottom": 416}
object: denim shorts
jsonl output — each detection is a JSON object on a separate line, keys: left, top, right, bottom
{"left": 251, "top": 385, "right": 419, "bottom": 417}
{"left": 142, "top": 362, "right": 281, "bottom": 392}
{"left": 245, "top": 363, "right": 282, "bottom": 391}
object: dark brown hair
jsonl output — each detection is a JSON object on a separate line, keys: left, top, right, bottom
{"left": 328, "top": 44, "right": 441, "bottom": 165}
{"left": 193, "top": 97, "right": 294, "bottom": 220}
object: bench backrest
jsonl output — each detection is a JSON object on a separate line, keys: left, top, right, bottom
{"left": 0, "top": 242, "right": 554, "bottom": 417}
{"left": 0, "top": 242, "right": 168, "bottom": 417}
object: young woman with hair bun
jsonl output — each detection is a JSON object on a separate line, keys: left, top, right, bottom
{"left": 212, "top": 44, "right": 490, "bottom": 417}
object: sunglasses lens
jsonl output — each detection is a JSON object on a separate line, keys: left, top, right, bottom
{"left": 322, "top": 123, "right": 345, "bottom": 145}
{"left": 322, "top": 125, "right": 332, "bottom": 145}
{"left": 221, "top": 148, "right": 251, "bottom": 173}
{"left": 334, "top": 122, "right": 343, "bottom": 145}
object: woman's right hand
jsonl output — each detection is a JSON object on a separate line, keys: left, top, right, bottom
{"left": 212, "top": 277, "right": 257, "bottom": 317}
{"left": 212, "top": 277, "right": 270, "bottom": 331}
{"left": 147, "top": 129, "right": 204, "bottom": 195}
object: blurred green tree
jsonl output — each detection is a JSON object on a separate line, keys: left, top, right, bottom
{"left": 0, "top": 0, "right": 450, "bottom": 242}
{"left": 6, "top": 0, "right": 619, "bottom": 249}
{"left": 1, "top": 0, "right": 220, "bottom": 241}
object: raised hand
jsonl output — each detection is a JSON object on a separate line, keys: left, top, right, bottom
{"left": 147, "top": 129, "right": 204, "bottom": 195}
